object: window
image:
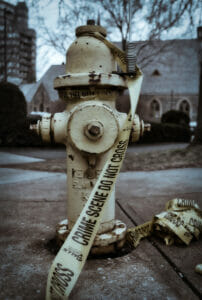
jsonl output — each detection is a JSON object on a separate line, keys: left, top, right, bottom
{"left": 150, "top": 99, "right": 161, "bottom": 118}
{"left": 179, "top": 100, "right": 190, "bottom": 115}
{"left": 46, "top": 107, "right": 50, "bottom": 112}
{"left": 39, "top": 103, "right": 44, "bottom": 112}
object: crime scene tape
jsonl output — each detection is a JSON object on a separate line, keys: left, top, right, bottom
{"left": 77, "top": 30, "right": 128, "bottom": 72}
{"left": 46, "top": 35, "right": 143, "bottom": 299}
{"left": 127, "top": 198, "right": 202, "bottom": 248}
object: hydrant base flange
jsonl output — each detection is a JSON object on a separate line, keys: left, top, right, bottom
{"left": 56, "top": 219, "right": 127, "bottom": 255}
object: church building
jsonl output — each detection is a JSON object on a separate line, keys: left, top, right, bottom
{"left": 21, "top": 27, "right": 201, "bottom": 124}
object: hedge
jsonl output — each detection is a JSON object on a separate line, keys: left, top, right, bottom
{"left": 138, "top": 122, "right": 191, "bottom": 143}
{"left": 0, "top": 82, "right": 42, "bottom": 146}
{"left": 161, "top": 110, "right": 190, "bottom": 127}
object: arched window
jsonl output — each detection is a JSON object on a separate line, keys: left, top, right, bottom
{"left": 150, "top": 99, "right": 161, "bottom": 118}
{"left": 39, "top": 103, "right": 44, "bottom": 112}
{"left": 179, "top": 100, "right": 190, "bottom": 116}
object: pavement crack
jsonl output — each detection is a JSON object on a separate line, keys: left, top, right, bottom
{"left": 148, "top": 238, "right": 202, "bottom": 299}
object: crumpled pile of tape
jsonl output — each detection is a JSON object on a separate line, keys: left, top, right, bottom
{"left": 127, "top": 198, "right": 202, "bottom": 275}
{"left": 127, "top": 198, "right": 202, "bottom": 248}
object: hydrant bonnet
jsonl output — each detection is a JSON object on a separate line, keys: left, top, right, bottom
{"left": 66, "top": 24, "right": 116, "bottom": 74}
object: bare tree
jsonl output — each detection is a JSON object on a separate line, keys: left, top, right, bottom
{"left": 146, "top": 0, "right": 198, "bottom": 38}
{"left": 96, "top": 0, "right": 200, "bottom": 66}
{"left": 32, "top": 0, "right": 200, "bottom": 65}
{"left": 98, "top": 0, "right": 143, "bottom": 50}
{"left": 35, "top": 0, "right": 95, "bottom": 55}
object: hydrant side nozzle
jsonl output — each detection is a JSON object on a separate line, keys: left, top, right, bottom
{"left": 31, "top": 112, "right": 70, "bottom": 145}
{"left": 38, "top": 114, "right": 52, "bottom": 143}
{"left": 30, "top": 118, "right": 50, "bottom": 142}
{"left": 130, "top": 115, "right": 151, "bottom": 143}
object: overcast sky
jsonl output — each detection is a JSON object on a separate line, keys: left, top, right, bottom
{"left": 6, "top": 0, "right": 202, "bottom": 81}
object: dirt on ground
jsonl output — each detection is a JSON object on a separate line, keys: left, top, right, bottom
{"left": 122, "top": 144, "right": 202, "bottom": 171}
{"left": 2, "top": 144, "right": 202, "bottom": 172}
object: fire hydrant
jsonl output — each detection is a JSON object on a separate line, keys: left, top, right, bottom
{"left": 34, "top": 22, "right": 147, "bottom": 255}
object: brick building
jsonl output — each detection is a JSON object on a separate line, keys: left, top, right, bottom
{"left": 0, "top": 0, "right": 36, "bottom": 84}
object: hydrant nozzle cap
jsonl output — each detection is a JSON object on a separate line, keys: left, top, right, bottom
{"left": 76, "top": 24, "right": 107, "bottom": 37}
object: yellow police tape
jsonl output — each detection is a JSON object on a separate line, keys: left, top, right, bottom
{"left": 127, "top": 198, "right": 202, "bottom": 248}
{"left": 78, "top": 30, "right": 128, "bottom": 72}
{"left": 46, "top": 36, "right": 143, "bottom": 299}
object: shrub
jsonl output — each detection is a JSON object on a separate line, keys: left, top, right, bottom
{"left": 0, "top": 81, "right": 27, "bottom": 131}
{"left": 161, "top": 110, "right": 190, "bottom": 127}
{"left": 139, "top": 122, "right": 191, "bottom": 143}
{"left": 0, "top": 81, "right": 42, "bottom": 146}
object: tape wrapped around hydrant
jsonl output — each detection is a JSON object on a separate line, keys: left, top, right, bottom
{"left": 126, "top": 198, "right": 202, "bottom": 248}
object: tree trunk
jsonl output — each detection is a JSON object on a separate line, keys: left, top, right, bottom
{"left": 122, "top": 38, "right": 127, "bottom": 51}
{"left": 193, "top": 62, "right": 202, "bottom": 144}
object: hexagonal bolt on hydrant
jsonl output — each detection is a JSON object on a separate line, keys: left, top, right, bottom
{"left": 33, "top": 21, "right": 148, "bottom": 255}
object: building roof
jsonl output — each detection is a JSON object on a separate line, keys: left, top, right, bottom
{"left": 20, "top": 82, "right": 39, "bottom": 102}
{"left": 139, "top": 39, "right": 200, "bottom": 95}
{"left": 39, "top": 64, "right": 65, "bottom": 101}
{"left": 21, "top": 38, "right": 200, "bottom": 103}
{"left": 115, "top": 38, "right": 200, "bottom": 95}
{"left": 20, "top": 64, "right": 66, "bottom": 102}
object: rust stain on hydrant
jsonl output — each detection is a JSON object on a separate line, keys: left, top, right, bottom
{"left": 88, "top": 72, "right": 102, "bottom": 84}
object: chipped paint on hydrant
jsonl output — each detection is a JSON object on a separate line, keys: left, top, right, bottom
{"left": 33, "top": 22, "right": 147, "bottom": 255}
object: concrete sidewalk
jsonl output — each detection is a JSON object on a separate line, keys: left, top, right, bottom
{"left": 0, "top": 152, "right": 44, "bottom": 165}
{"left": 0, "top": 166, "right": 201, "bottom": 299}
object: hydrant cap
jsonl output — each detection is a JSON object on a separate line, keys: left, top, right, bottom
{"left": 76, "top": 24, "right": 107, "bottom": 37}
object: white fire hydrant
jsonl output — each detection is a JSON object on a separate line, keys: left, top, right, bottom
{"left": 35, "top": 22, "right": 147, "bottom": 255}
